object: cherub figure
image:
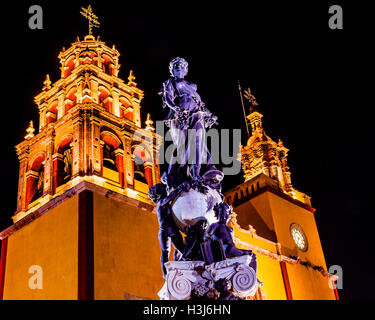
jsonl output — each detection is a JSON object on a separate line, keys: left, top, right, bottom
{"left": 148, "top": 181, "right": 191, "bottom": 278}
{"left": 205, "top": 202, "right": 252, "bottom": 258}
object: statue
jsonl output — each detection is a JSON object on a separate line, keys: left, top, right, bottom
{"left": 205, "top": 203, "right": 254, "bottom": 260}
{"left": 148, "top": 181, "right": 191, "bottom": 278}
{"left": 152, "top": 58, "right": 259, "bottom": 300}
{"left": 159, "top": 57, "right": 218, "bottom": 189}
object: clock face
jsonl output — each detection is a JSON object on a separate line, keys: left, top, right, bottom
{"left": 290, "top": 223, "right": 308, "bottom": 252}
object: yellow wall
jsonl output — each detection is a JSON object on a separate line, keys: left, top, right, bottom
{"left": 256, "top": 254, "right": 287, "bottom": 300}
{"left": 93, "top": 193, "right": 163, "bottom": 300}
{"left": 4, "top": 197, "right": 79, "bottom": 300}
{"left": 267, "top": 192, "right": 336, "bottom": 300}
{"left": 2, "top": 187, "right": 336, "bottom": 300}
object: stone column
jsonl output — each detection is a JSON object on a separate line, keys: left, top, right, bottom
{"left": 123, "top": 137, "right": 133, "bottom": 187}
{"left": 43, "top": 131, "right": 55, "bottom": 196}
{"left": 72, "top": 113, "right": 84, "bottom": 178}
{"left": 112, "top": 87, "right": 121, "bottom": 117}
{"left": 16, "top": 151, "right": 30, "bottom": 213}
{"left": 57, "top": 91, "right": 65, "bottom": 120}
{"left": 91, "top": 118, "right": 102, "bottom": 176}
{"left": 144, "top": 162, "right": 153, "bottom": 188}
{"left": 115, "top": 149, "right": 125, "bottom": 188}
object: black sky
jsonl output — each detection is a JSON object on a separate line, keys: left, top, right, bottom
{"left": 0, "top": 1, "right": 371, "bottom": 299}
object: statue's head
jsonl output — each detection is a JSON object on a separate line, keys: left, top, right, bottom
{"left": 169, "top": 57, "right": 188, "bottom": 79}
{"left": 148, "top": 183, "right": 168, "bottom": 203}
{"left": 214, "top": 202, "right": 233, "bottom": 223}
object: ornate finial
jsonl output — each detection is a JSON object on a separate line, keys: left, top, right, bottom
{"left": 80, "top": 5, "right": 100, "bottom": 36}
{"left": 145, "top": 114, "right": 155, "bottom": 131}
{"left": 25, "top": 121, "right": 35, "bottom": 140}
{"left": 244, "top": 88, "right": 259, "bottom": 113}
{"left": 128, "top": 70, "right": 137, "bottom": 86}
{"left": 43, "top": 74, "right": 51, "bottom": 91}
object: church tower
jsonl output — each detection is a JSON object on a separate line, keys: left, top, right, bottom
{"left": 225, "top": 90, "right": 339, "bottom": 300}
{"left": 0, "top": 18, "right": 163, "bottom": 300}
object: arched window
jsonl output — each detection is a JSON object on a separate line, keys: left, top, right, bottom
{"left": 132, "top": 144, "right": 153, "bottom": 189}
{"left": 103, "top": 143, "right": 117, "bottom": 171}
{"left": 101, "top": 130, "right": 124, "bottom": 187}
{"left": 120, "top": 97, "right": 133, "bottom": 121}
{"left": 102, "top": 55, "right": 114, "bottom": 75}
{"left": 29, "top": 165, "right": 44, "bottom": 204}
{"left": 99, "top": 87, "right": 112, "bottom": 113}
{"left": 46, "top": 101, "right": 58, "bottom": 125}
{"left": 64, "top": 56, "right": 76, "bottom": 78}
{"left": 54, "top": 135, "right": 73, "bottom": 191}
{"left": 26, "top": 154, "right": 45, "bottom": 208}
{"left": 64, "top": 89, "right": 77, "bottom": 113}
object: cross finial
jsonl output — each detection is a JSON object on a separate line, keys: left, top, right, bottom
{"left": 145, "top": 114, "right": 155, "bottom": 132}
{"left": 244, "top": 88, "right": 259, "bottom": 113}
{"left": 128, "top": 70, "right": 137, "bottom": 86}
{"left": 43, "top": 74, "right": 51, "bottom": 91}
{"left": 25, "top": 121, "right": 35, "bottom": 140}
{"left": 80, "top": 5, "right": 100, "bottom": 36}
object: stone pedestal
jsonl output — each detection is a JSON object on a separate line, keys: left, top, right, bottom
{"left": 158, "top": 255, "right": 258, "bottom": 300}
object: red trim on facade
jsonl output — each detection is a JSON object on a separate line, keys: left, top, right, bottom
{"left": 78, "top": 190, "right": 94, "bottom": 300}
{"left": 280, "top": 261, "right": 293, "bottom": 300}
{"left": 334, "top": 286, "right": 340, "bottom": 300}
{"left": 0, "top": 237, "right": 8, "bottom": 300}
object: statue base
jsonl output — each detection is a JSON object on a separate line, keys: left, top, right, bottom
{"left": 158, "top": 255, "right": 258, "bottom": 300}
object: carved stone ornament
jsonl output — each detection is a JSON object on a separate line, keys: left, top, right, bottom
{"left": 158, "top": 256, "right": 259, "bottom": 300}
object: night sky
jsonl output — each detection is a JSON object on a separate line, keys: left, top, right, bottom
{"left": 0, "top": 1, "right": 371, "bottom": 299}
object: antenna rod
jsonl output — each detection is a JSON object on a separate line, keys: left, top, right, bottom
{"left": 238, "top": 80, "right": 250, "bottom": 138}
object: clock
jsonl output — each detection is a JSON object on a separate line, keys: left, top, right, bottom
{"left": 290, "top": 223, "right": 308, "bottom": 252}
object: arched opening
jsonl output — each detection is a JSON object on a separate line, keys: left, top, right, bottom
{"left": 101, "top": 130, "right": 124, "bottom": 187}
{"left": 103, "top": 143, "right": 117, "bottom": 171}
{"left": 26, "top": 154, "right": 45, "bottom": 208}
{"left": 54, "top": 135, "right": 73, "bottom": 191}
{"left": 46, "top": 101, "right": 58, "bottom": 124}
{"left": 64, "top": 89, "right": 77, "bottom": 113}
{"left": 99, "top": 87, "right": 112, "bottom": 113}
{"left": 64, "top": 56, "right": 76, "bottom": 78}
{"left": 120, "top": 97, "right": 133, "bottom": 121}
{"left": 132, "top": 144, "right": 153, "bottom": 190}
{"left": 102, "top": 55, "right": 114, "bottom": 75}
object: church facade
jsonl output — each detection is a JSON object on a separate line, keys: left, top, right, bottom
{"left": 0, "top": 31, "right": 338, "bottom": 300}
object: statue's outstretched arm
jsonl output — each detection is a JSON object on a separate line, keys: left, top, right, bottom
{"left": 159, "top": 182, "right": 191, "bottom": 207}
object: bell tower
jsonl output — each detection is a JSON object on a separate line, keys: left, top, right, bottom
{"left": 225, "top": 89, "right": 338, "bottom": 300}
{"left": 0, "top": 14, "right": 163, "bottom": 300}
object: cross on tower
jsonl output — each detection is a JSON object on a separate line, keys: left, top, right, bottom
{"left": 244, "top": 88, "right": 259, "bottom": 113}
{"left": 80, "top": 5, "right": 100, "bottom": 36}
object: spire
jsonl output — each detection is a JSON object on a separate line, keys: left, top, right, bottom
{"left": 241, "top": 88, "right": 294, "bottom": 196}
{"left": 25, "top": 121, "right": 35, "bottom": 140}
{"left": 43, "top": 74, "right": 51, "bottom": 91}
{"left": 145, "top": 113, "right": 155, "bottom": 132}
{"left": 244, "top": 88, "right": 263, "bottom": 134}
